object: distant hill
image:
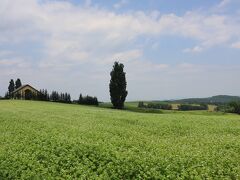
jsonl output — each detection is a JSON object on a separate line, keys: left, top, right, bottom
{"left": 169, "top": 95, "right": 240, "bottom": 104}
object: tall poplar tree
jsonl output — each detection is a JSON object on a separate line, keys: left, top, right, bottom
{"left": 109, "top": 61, "right": 128, "bottom": 109}
{"left": 15, "top": 78, "right": 22, "bottom": 89}
{"left": 8, "top": 79, "right": 15, "bottom": 98}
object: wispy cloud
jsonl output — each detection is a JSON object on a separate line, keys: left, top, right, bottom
{"left": 183, "top": 46, "right": 203, "bottom": 53}
{"left": 1, "top": 0, "right": 239, "bottom": 60}
{"left": 0, "top": 50, "right": 14, "bottom": 57}
{"left": 85, "top": 0, "right": 92, "bottom": 7}
{"left": 231, "top": 42, "right": 240, "bottom": 49}
{"left": 114, "top": 0, "right": 128, "bottom": 9}
{"left": 0, "top": 58, "right": 30, "bottom": 68}
{"left": 217, "top": 0, "right": 231, "bottom": 9}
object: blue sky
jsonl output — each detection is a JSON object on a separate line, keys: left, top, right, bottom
{"left": 0, "top": 0, "right": 240, "bottom": 101}
{"left": 72, "top": 0, "right": 222, "bottom": 14}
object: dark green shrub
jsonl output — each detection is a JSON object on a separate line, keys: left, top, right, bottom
{"left": 178, "top": 104, "right": 208, "bottom": 111}
{"left": 147, "top": 103, "right": 172, "bottom": 110}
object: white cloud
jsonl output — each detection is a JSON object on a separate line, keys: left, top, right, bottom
{"left": 0, "top": 50, "right": 13, "bottom": 57}
{"left": 111, "top": 49, "right": 142, "bottom": 63}
{"left": 157, "top": 64, "right": 169, "bottom": 69}
{"left": 179, "top": 63, "right": 195, "bottom": 68}
{"left": 0, "top": 1, "right": 238, "bottom": 51}
{"left": 1, "top": 0, "right": 239, "bottom": 60}
{"left": 211, "top": 0, "right": 231, "bottom": 13}
{"left": 217, "top": 0, "right": 231, "bottom": 9}
{"left": 0, "top": 58, "right": 30, "bottom": 68}
{"left": 85, "top": 0, "right": 92, "bottom": 7}
{"left": 183, "top": 46, "right": 203, "bottom": 53}
{"left": 114, "top": 0, "right": 128, "bottom": 9}
{"left": 231, "top": 42, "right": 240, "bottom": 49}
{"left": 151, "top": 42, "right": 160, "bottom": 50}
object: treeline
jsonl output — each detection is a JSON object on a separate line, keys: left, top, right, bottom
{"left": 138, "top": 102, "right": 172, "bottom": 110}
{"left": 178, "top": 104, "right": 208, "bottom": 111}
{"left": 77, "top": 94, "right": 99, "bottom": 106}
{"left": 139, "top": 101, "right": 240, "bottom": 114}
{"left": 2, "top": 93, "right": 10, "bottom": 99}
{"left": 172, "top": 95, "right": 240, "bottom": 105}
{"left": 14, "top": 89, "right": 72, "bottom": 104}
{"left": 37, "top": 89, "right": 49, "bottom": 101}
{"left": 217, "top": 101, "right": 240, "bottom": 114}
{"left": 3, "top": 78, "right": 100, "bottom": 106}
{"left": 138, "top": 101, "right": 209, "bottom": 111}
{"left": 49, "top": 91, "right": 71, "bottom": 103}
{"left": 6, "top": 87, "right": 99, "bottom": 105}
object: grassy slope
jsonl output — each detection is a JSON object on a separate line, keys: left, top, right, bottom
{"left": 99, "top": 102, "right": 164, "bottom": 114}
{"left": 0, "top": 100, "right": 240, "bottom": 179}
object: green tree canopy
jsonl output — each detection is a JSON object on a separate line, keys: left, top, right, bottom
{"left": 109, "top": 61, "right": 128, "bottom": 109}
{"left": 15, "top": 78, "right": 22, "bottom": 89}
{"left": 8, "top": 79, "right": 15, "bottom": 98}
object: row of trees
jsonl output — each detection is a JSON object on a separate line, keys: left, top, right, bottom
{"left": 37, "top": 91, "right": 99, "bottom": 105}
{"left": 7, "top": 78, "right": 22, "bottom": 98}
{"left": 217, "top": 102, "right": 240, "bottom": 114}
{"left": 4, "top": 78, "right": 72, "bottom": 103}
{"left": 4, "top": 79, "right": 99, "bottom": 105}
{"left": 178, "top": 104, "right": 208, "bottom": 111}
{"left": 38, "top": 89, "right": 49, "bottom": 101}
{"left": 49, "top": 91, "right": 71, "bottom": 103}
{"left": 138, "top": 102, "right": 172, "bottom": 110}
{"left": 229, "top": 102, "right": 240, "bottom": 114}
{"left": 78, "top": 94, "right": 99, "bottom": 106}
{"left": 138, "top": 101, "right": 209, "bottom": 111}
{"left": 14, "top": 88, "right": 72, "bottom": 104}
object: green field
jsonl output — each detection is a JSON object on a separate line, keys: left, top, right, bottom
{"left": 100, "top": 102, "right": 218, "bottom": 115}
{"left": 1, "top": 100, "right": 240, "bottom": 179}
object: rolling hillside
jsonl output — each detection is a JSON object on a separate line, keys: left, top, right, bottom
{"left": 0, "top": 100, "right": 240, "bottom": 179}
{"left": 169, "top": 95, "right": 240, "bottom": 104}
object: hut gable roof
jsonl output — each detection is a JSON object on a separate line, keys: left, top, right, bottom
{"left": 13, "top": 84, "right": 40, "bottom": 94}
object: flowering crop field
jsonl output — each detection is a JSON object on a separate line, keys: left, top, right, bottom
{"left": 0, "top": 100, "right": 240, "bottom": 179}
